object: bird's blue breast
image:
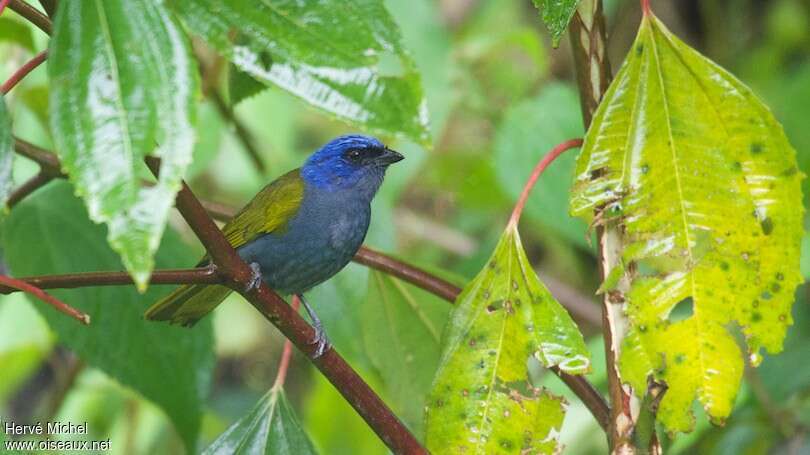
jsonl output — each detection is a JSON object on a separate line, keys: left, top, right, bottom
{"left": 235, "top": 183, "right": 371, "bottom": 295}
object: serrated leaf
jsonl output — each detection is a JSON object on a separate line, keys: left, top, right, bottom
{"left": 48, "top": 0, "right": 198, "bottom": 290}
{"left": 171, "top": 0, "right": 429, "bottom": 144}
{"left": 228, "top": 64, "right": 267, "bottom": 107}
{"left": 0, "top": 96, "right": 13, "bottom": 206}
{"left": 532, "top": 0, "right": 580, "bottom": 47}
{"left": 361, "top": 271, "right": 450, "bottom": 434}
{"left": 569, "top": 13, "right": 804, "bottom": 432}
{"left": 204, "top": 387, "right": 317, "bottom": 455}
{"left": 2, "top": 182, "right": 215, "bottom": 451}
{"left": 425, "top": 224, "right": 589, "bottom": 453}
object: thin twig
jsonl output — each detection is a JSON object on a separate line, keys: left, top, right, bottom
{"left": 1, "top": 49, "right": 47, "bottom": 95}
{"left": 272, "top": 296, "right": 300, "bottom": 390}
{"left": 7, "top": 171, "right": 52, "bottom": 208}
{"left": 508, "top": 138, "right": 583, "bottom": 227}
{"left": 641, "top": 0, "right": 651, "bottom": 15}
{"left": 8, "top": 0, "right": 51, "bottom": 35}
{"left": 0, "top": 275, "right": 89, "bottom": 324}
{"left": 0, "top": 268, "right": 222, "bottom": 294}
{"left": 13, "top": 137, "right": 63, "bottom": 176}
{"left": 38, "top": 0, "right": 56, "bottom": 17}
{"left": 145, "top": 157, "right": 427, "bottom": 454}
{"left": 354, "top": 247, "right": 461, "bottom": 303}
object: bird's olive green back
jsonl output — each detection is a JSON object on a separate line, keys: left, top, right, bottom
{"left": 222, "top": 169, "right": 305, "bottom": 249}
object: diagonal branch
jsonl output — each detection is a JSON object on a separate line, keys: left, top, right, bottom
{"left": 8, "top": 0, "right": 51, "bottom": 35}
{"left": 1, "top": 49, "right": 47, "bottom": 94}
{"left": 7, "top": 171, "right": 52, "bottom": 208}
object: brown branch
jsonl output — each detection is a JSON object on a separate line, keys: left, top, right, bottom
{"left": 8, "top": 139, "right": 608, "bottom": 433}
{"left": 0, "top": 274, "right": 89, "bottom": 324}
{"left": 8, "top": 0, "right": 51, "bottom": 35}
{"left": 0, "top": 268, "right": 221, "bottom": 294}
{"left": 144, "top": 157, "right": 426, "bottom": 454}
{"left": 354, "top": 247, "right": 460, "bottom": 303}
{"left": 7, "top": 171, "right": 52, "bottom": 208}
{"left": 1, "top": 49, "right": 47, "bottom": 94}
{"left": 37, "top": 0, "right": 56, "bottom": 17}
{"left": 13, "top": 138, "right": 63, "bottom": 176}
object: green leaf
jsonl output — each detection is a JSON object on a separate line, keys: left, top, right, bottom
{"left": 303, "top": 373, "right": 387, "bottom": 455}
{"left": 0, "top": 17, "right": 35, "bottom": 51}
{"left": 204, "top": 387, "right": 317, "bottom": 455}
{"left": 493, "top": 83, "right": 586, "bottom": 247}
{"left": 0, "top": 294, "right": 53, "bottom": 403}
{"left": 531, "top": 0, "right": 580, "bottom": 47}
{"left": 0, "top": 96, "right": 13, "bottom": 206}
{"left": 569, "top": 13, "right": 804, "bottom": 432}
{"left": 361, "top": 271, "right": 450, "bottom": 434}
{"left": 425, "top": 224, "right": 589, "bottom": 453}
{"left": 2, "top": 182, "right": 215, "bottom": 451}
{"left": 171, "top": 0, "right": 429, "bottom": 144}
{"left": 48, "top": 0, "right": 198, "bottom": 290}
{"left": 228, "top": 64, "right": 267, "bottom": 107}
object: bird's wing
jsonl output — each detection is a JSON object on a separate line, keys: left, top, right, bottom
{"left": 222, "top": 168, "right": 306, "bottom": 250}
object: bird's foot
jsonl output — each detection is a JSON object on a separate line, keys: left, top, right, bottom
{"left": 244, "top": 262, "right": 263, "bottom": 293}
{"left": 298, "top": 294, "right": 331, "bottom": 358}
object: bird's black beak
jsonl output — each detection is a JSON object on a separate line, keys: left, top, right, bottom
{"left": 376, "top": 147, "right": 404, "bottom": 165}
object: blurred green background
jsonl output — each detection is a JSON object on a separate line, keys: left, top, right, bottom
{"left": 1, "top": 0, "right": 809, "bottom": 453}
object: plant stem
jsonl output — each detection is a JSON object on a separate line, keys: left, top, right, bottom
{"left": 641, "top": 0, "right": 651, "bottom": 16}
{"left": 1, "top": 50, "right": 47, "bottom": 95}
{"left": 8, "top": 0, "right": 51, "bottom": 35}
{"left": 0, "top": 268, "right": 222, "bottom": 294}
{"left": 508, "top": 138, "right": 583, "bottom": 227}
{"left": 6, "top": 171, "right": 52, "bottom": 208}
{"left": 568, "top": 0, "right": 647, "bottom": 452}
{"left": 0, "top": 0, "right": 10, "bottom": 15}
{"left": 272, "top": 296, "right": 300, "bottom": 390}
{"left": 0, "top": 274, "right": 89, "bottom": 324}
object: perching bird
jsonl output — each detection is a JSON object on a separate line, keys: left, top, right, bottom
{"left": 145, "top": 135, "right": 403, "bottom": 356}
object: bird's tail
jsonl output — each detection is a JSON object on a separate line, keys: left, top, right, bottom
{"left": 144, "top": 284, "right": 232, "bottom": 327}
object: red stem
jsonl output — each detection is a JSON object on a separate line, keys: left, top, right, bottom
{"left": 508, "top": 138, "right": 583, "bottom": 227}
{"left": 0, "top": 0, "right": 10, "bottom": 15}
{"left": 1, "top": 50, "right": 47, "bottom": 95}
{"left": 273, "top": 296, "right": 300, "bottom": 390}
{"left": 641, "top": 0, "right": 651, "bottom": 15}
{"left": 0, "top": 274, "right": 89, "bottom": 324}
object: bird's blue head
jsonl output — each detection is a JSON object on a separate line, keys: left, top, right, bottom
{"left": 301, "top": 135, "right": 404, "bottom": 199}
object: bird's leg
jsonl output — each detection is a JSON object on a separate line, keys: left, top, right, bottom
{"left": 297, "top": 294, "right": 331, "bottom": 358}
{"left": 243, "top": 262, "right": 263, "bottom": 293}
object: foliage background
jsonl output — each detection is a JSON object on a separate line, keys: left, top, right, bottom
{"left": 1, "top": 0, "right": 809, "bottom": 453}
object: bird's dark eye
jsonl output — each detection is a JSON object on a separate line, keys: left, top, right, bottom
{"left": 345, "top": 149, "right": 363, "bottom": 163}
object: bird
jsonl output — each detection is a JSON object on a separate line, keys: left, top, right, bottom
{"left": 145, "top": 134, "right": 404, "bottom": 357}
